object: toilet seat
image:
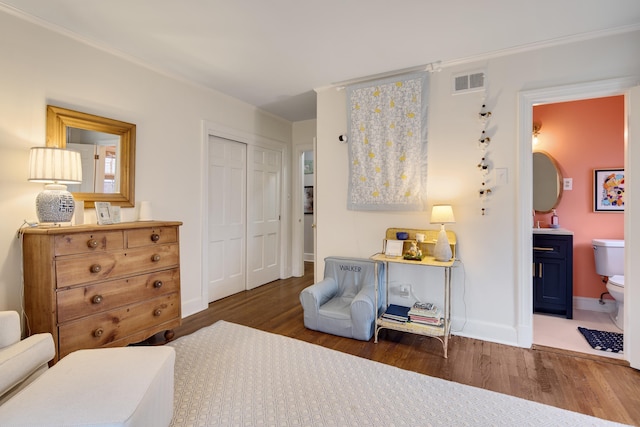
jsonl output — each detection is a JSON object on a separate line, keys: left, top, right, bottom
{"left": 608, "top": 275, "right": 624, "bottom": 287}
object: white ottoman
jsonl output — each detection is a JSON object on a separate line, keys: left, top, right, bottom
{"left": 0, "top": 346, "right": 175, "bottom": 427}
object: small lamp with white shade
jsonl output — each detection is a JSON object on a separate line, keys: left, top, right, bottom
{"left": 28, "top": 147, "right": 82, "bottom": 225}
{"left": 430, "top": 204, "right": 455, "bottom": 262}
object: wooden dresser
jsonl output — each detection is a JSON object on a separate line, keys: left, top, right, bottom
{"left": 21, "top": 220, "right": 182, "bottom": 362}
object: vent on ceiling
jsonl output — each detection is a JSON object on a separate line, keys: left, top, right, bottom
{"left": 452, "top": 70, "right": 485, "bottom": 94}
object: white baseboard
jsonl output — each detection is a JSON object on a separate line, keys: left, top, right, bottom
{"left": 181, "top": 296, "right": 208, "bottom": 318}
{"left": 573, "top": 296, "right": 616, "bottom": 313}
{"left": 450, "top": 316, "right": 519, "bottom": 347}
{"left": 303, "top": 253, "right": 315, "bottom": 262}
{"left": 450, "top": 298, "right": 616, "bottom": 349}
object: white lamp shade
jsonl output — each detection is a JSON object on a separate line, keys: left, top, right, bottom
{"left": 28, "top": 147, "right": 82, "bottom": 224}
{"left": 29, "top": 147, "right": 82, "bottom": 184}
{"left": 430, "top": 204, "right": 455, "bottom": 224}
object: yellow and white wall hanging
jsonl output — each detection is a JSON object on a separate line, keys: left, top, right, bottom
{"left": 346, "top": 72, "right": 428, "bottom": 211}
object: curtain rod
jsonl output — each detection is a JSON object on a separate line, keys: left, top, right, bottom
{"left": 332, "top": 61, "right": 442, "bottom": 91}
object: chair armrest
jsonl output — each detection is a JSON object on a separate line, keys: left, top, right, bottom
{"left": 351, "top": 285, "right": 375, "bottom": 313}
{"left": 0, "top": 333, "right": 55, "bottom": 400}
{"left": 300, "top": 278, "right": 339, "bottom": 310}
{"left": 0, "top": 311, "right": 21, "bottom": 349}
{"left": 300, "top": 278, "right": 339, "bottom": 331}
{"left": 350, "top": 285, "right": 377, "bottom": 341}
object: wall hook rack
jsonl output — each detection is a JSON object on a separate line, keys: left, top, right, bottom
{"left": 478, "top": 104, "right": 492, "bottom": 122}
{"left": 478, "top": 130, "right": 491, "bottom": 145}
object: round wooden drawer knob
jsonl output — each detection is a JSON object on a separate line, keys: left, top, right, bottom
{"left": 92, "top": 295, "right": 103, "bottom": 304}
{"left": 153, "top": 280, "right": 163, "bottom": 289}
{"left": 87, "top": 239, "right": 99, "bottom": 249}
{"left": 153, "top": 309, "right": 162, "bottom": 317}
{"left": 151, "top": 254, "right": 161, "bottom": 262}
{"left": 90, "top": 264, "right": 102, "bottom": 274}
{"left": 93, "top": 328, "right": 104, "bottom": 338}
{"left": 151, "top": 233, "right": 160, "bottom": 242}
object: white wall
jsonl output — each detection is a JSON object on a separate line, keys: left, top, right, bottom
{"left": 0, "top": 12, "right": 292, "bottom": 316}
{"left": 316, "top": 29, "right": 640, "bottom": 346}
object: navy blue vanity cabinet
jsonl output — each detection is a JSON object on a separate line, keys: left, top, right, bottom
{"left": 533, "top": 233, "right": 573, "bottom": 319}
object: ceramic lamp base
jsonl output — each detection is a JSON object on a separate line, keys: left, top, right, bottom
{"left": 433, "top": 226, "right": 452, "bottom": 262}
{"left": 36, "top": 184, "right": 75, "bottom": 224}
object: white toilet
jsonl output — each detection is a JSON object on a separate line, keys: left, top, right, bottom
{"left": 592, "top": 239, "right": 624, "bottom": 330}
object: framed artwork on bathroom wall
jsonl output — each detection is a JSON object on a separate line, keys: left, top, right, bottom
{"left": 593, "top": 168, "right": 624, "bottom": 212}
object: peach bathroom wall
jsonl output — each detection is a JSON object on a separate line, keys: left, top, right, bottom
{"left": 533, "top": 96, "right": 624, "bottom": 300}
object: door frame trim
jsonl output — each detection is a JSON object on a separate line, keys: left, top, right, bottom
{"left": 292, "top": 144, "right": 314, "bottom": 277}
{"left": 201, "top": 120, "right": 290, "bottom": 304}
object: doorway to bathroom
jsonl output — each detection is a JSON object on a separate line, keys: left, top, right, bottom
{"left": 531, "top": 96, "right": 624, "bottom": 360}
{"left": 520, "top": 79, "right": 634, "bottom": 366}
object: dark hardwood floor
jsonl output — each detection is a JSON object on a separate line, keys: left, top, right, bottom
{"left": 173, "top": 262, "right": 640, "bottom": 426}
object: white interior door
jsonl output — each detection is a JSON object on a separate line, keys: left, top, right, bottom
{"left": 207, "top": 136, "right": 247, "bottom": 301}
{"left": 247, "top": 146, "right": 281, "bottom": 289}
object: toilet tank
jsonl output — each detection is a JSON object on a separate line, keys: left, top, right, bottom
{"left": 592, "top": 239, "right": 624, "bottom": 276}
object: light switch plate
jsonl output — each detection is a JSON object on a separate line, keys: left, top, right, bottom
{"left": 563, "top": 178, "right": 573, "bottom": 190}
{"left": 495, "top": 168, "right": 508, "bottom": 185}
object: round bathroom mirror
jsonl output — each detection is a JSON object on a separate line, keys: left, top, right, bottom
{"left": 533, "top": 151, "right": 563, "bottom": 213}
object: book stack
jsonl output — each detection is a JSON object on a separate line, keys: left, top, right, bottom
{"left": 408, "top": 302, "right": 443, "bottom": 326}
{"left": 381, "top": 304, "right": 411, "bottom": 323}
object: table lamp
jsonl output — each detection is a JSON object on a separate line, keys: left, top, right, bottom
{"left": 430, "top": 204, "right": 455, "bottom": 261}
{"left": 29, "top": 147, "right": 82, "bottom": 224}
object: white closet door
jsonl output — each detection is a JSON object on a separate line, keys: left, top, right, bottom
{"left": 247, "top": 146, "right": 281, "bottom": 289}
{"left": 207, "top": 136, "right": 246, "bottom": 301}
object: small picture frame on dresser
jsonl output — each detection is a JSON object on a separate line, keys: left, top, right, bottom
{"left": 110, "top": 206, "right": 121, "bottom": 223}
{"left": 95, "top": 202, "right": 113, "bottom": 225}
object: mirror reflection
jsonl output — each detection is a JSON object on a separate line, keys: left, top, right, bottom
{"left": 46, "top": 105, "right": 135, "bottom": 208}
{"left": 533, "top": 151, "right": 563, "bottom": 213}
{"left": 66, "top": 128, "right": 120, "bottom": 194}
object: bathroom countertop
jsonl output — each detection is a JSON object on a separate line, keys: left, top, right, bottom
{"left": 532, "top": 227, "right": 573, "bottom": 235}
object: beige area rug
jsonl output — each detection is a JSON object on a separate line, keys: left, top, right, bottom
{"left": 167, "top": 321, "right": 628, "bottom": 426}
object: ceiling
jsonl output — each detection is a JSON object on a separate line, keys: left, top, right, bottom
{"left": 2, "top": 0, "right": 640, "bottom": 122}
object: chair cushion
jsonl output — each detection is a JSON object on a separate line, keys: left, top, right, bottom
{"left": 319, "top": 296, "right": 352, "bottom": 320}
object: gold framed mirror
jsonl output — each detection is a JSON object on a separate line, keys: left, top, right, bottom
{"left": 46, "top": 105, "right": 135, "bottom": 208}
{"left": 533, "top": 151, "right": 563, "bottom": 213}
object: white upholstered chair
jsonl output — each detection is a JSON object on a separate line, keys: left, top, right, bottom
{"left": 0, "top": 310, "right": 54, "bottom": 405}
{"left": 0, "top": 310, "right": 175, "bottom": 426}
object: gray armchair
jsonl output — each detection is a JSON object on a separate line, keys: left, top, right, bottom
{"left": 300, "top": 256, "right": 385, "bottom": 341}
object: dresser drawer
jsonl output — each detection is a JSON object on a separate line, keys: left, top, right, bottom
{"left": 57, "top": 268, "right": 180, "bottom": 323}
{"left": 58, "top": 292, "right": 180, "bottom": 358}
{"left": 54, "top": 231, "right": 124, "bottom": 256}
{"left": 127, "top": 226, "right": 178, "bottom": 248}
{"left": 55, "top": 244, "right": 180, "bottom": 288}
